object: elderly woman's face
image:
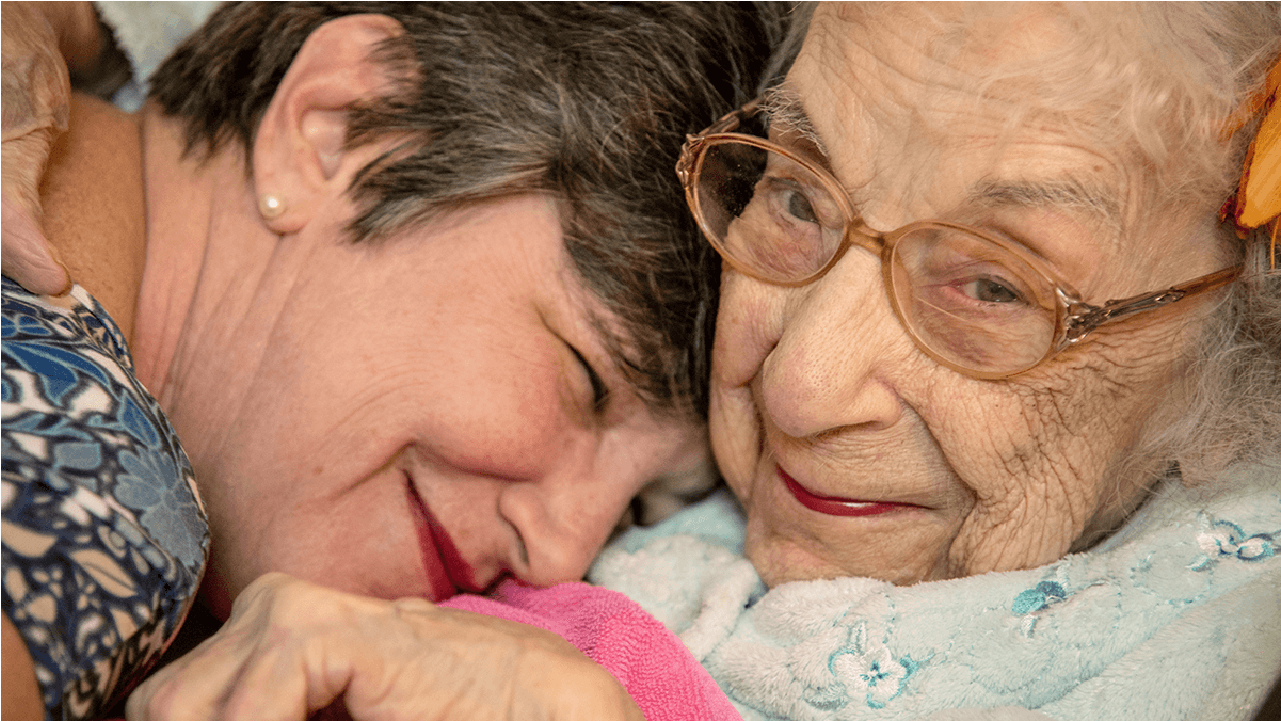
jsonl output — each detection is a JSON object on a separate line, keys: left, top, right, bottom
{"left": 180, "top": 195, "right": 707, "bottom": 615}
{"left": 710, "top": 4, "right": 1223, "bottom": 587}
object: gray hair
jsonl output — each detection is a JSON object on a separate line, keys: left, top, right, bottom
{"left": 1042, "top": 2, "right": 1281, "bottom": 483}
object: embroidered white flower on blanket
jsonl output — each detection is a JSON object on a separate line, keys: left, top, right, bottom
{"left": 829, "top": 645, "right": 920, "bottom": 709}
{"left": 822, "top": 623, "right": 922, "bottom": 710}
{"left": 1193, "top": 512, "right": 1277, "bottom": 570}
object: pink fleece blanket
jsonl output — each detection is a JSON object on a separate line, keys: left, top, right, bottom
{"left": 442, "top": 581, "right": 740, "bottom": 721}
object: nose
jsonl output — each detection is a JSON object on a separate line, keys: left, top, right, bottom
{"left": 758, "top": 250, "right": 911, "bottom": 439}
{"left": 496, "top": 458, "right": 640, "bottom": 587}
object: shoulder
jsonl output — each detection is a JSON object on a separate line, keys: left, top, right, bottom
{"left": 2, "top": 279, "right": 208, "bottom": 720}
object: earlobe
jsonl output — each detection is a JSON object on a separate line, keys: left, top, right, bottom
{"left": 250, "top": 14, "right": 406, "bottom": 234}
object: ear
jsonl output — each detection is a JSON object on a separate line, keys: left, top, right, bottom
{"left": 251, "top": 14, "right": 405, "bottom": 234}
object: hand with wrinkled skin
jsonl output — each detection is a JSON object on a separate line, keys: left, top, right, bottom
{"left": 1, "top": 2, "right": 100, "bottom": 295}
{"left": 127, "top": 573, "right": 645, "bottom": 721}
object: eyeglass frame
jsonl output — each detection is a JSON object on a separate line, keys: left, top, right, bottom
{"left": 676, "top": 100, "right": 1242, "bottom": 380}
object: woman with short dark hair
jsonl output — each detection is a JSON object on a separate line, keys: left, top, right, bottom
{"left": 0, "top": 4, "right": 785, "bottom": 719}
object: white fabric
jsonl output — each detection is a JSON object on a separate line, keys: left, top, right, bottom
{"left": 94, "top": 1, "right": 220, "bottom": 111}
{"left": 591, "top": 463, "right": 1281, "bottom": 721}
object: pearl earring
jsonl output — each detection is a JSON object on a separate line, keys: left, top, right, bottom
{"left": 258, "top": 194, "right": 286, "bottom": 219}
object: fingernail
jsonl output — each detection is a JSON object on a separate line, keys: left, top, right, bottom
{"left": 46, "top": 244, "right": 73, "bottom": 296}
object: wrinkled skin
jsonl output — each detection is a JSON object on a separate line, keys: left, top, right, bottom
{"left": 0, "top": 2, "right": 102, "bottom": 295}
{"left": 710, "top": 4, "right": 1226, "bottom": 588}
{"left": 127, "top": 574, "right": 644, "bottom": 721}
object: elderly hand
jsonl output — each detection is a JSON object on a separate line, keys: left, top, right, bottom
{"left": 126, "top": 573, "right": 644, "bottom": 721}
{"left": 1, "top": 2, "right": 100, "bottom": 295}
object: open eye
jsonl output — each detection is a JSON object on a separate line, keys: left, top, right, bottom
{"left": 782, "top": 185, "right": 819, "bottom": 225}
{"left": 758, "top": 175, "right": 823, "bottom": 232}
{"left": 897, "top": 227, "right": 1045, "bottom": 314}
{"left": 958, "top": 276, "right": 1023, "bottom": 304}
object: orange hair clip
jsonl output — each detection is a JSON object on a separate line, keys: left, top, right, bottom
{"left": 1219, "top": 57, "right": 1280, "bottom": 272}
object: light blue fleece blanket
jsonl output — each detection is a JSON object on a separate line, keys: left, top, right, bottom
{"left": 590, "top": 462, "right": 1281, "bottom": 721}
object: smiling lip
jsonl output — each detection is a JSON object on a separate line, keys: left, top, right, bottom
{"left": 404, "top": 477, "right": 480, "bottom": 601}
{"left": 780, "top": 467, "right": 914, "bottom": 517}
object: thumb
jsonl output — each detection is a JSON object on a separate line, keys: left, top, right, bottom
{"left": 2, "top": 190, "right": 70, "bottom": 295}
{"left": 1, "top": 125, "right": 71, "bottom": 295}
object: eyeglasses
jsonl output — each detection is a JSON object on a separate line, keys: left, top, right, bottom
{"left": 676, "top": 101, "right": 1241, "bottom": 380}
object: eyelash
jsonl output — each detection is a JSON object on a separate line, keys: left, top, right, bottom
{"left": 568, "top": 344, "right": 610, "bottom": 413}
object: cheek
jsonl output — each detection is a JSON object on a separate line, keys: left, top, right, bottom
{"left": 409, "top": 347, "right": 576, "bottom": 478}
{"left": 711, "top": 273, "right": 788, "bottom": 389}
{"left": 936, "top": 335, "right": 1189, "bottom": 574}
{"left": 1037, "top": 324, "right": 1193, "bottom": 468}
{"left": 708, "top": 391, "right": 756, "bottom": 505}
{"left": 709, "top": 274, "right": 788, "bottom": 498}
{"left": 960, "top": 310, "right": 1194, "bottom": 482}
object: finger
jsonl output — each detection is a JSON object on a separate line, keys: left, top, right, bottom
{"left": 2, "top": 191, "right": 70, "bottom": 294}
{"left": 125, "top": 581, "right": 288, "bottom": 721}
{"left": 216, "top": 628, "right": 352, "bottom": 721}
{"left": 2, "top": 4, "right": 73, "bottom": 139}
{"left": 2, "top": 121, "right": 69, "bottom": 295}
{"left": 125, "top": 632, "right": 259, "bottom": 721}
{"left": 218, "top": 575, "right": 367, "bottom": 721}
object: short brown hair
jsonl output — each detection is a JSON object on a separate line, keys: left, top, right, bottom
{"left": 150, "top": 1, "right": 789, "bottom": 417}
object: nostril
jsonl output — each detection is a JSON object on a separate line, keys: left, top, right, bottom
{"left": 813, "top": 412, "right": 896, "bottom": 438}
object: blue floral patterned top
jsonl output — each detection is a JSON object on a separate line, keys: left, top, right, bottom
{"left": 2, "top": 278, "right": 208, "bottom": 721}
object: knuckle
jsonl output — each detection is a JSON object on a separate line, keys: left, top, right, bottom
{"left": 390, "top": 596, "right": 435, "bottom": 617}
{"left": 128, "top": 678, "right": 182, "bottom": 721}
{"left": 267, "top": 578, "right": 315, "bottom": 616}
{"left": 232, "top": 572, "right": 284, "bottom": 610}
{"left": 235, "top": 573, "right": 313, "bottom": 621}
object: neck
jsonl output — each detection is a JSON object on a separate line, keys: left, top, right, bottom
{"left": 131, "top": 105, "right": 281, "bottom": 406}
{"left": 129, "top": 105, "right": 216, "bottom": 394}
{"left": 35, "top": 94, "right": 272, "bottom": 418}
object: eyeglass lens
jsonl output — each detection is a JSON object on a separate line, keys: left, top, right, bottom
{"left": 692, "top": 139, "right": 1060, "bottom": 376}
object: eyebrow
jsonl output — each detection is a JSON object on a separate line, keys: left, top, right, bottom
{"left": 967, "top": 177, "right": 1122, "bottom": 232}
{"left": 583, "top": 305, "right": 678, "bottom": 418}
{"left": 760, "top": 87, "right": 830, "bottom": 158}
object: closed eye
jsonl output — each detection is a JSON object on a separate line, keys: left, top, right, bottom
{"left": 568, "top": 344, "right": 610, "bottom": 413}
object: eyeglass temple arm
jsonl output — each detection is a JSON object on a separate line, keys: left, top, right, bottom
{"left": 676, "top": 101, "right": 760, "bottom": 184}
{"left": 1060, "top": 266, "right": 1241, "bottom": 345}
{"left": 705, "top": 100, "right": 758, "bottom": 135}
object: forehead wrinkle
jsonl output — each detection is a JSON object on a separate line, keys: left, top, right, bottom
{"left": 778, "top": 36, "right": 1125, "bottom": 250}
{"left": 785, "top": 7, "right": 1138, "bottom": 231}
{"left": 762, "top": 86, "right": 1121, "bottom": 235}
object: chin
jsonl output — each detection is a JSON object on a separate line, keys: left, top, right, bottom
{"left": 745, "top": 528, "right": 957, "bottom": 588}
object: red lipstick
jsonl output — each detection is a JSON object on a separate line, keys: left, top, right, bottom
{"left": 780, "top": 467, "right": 908, "bottom": 517}
{"left": 405, "top": 479, "right": 479, "bottom": 600}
